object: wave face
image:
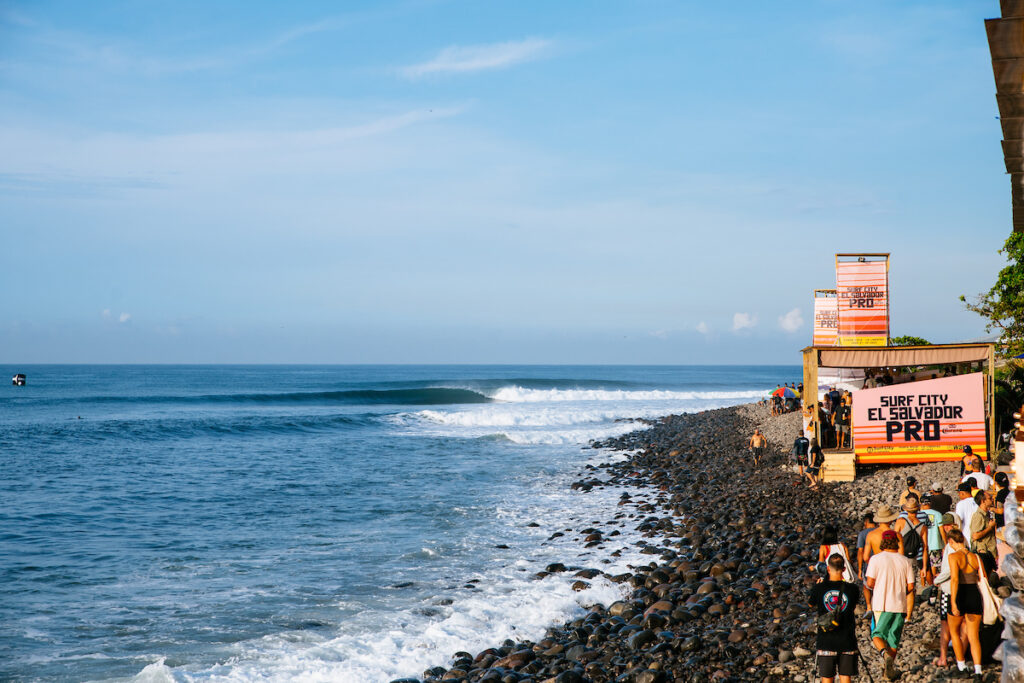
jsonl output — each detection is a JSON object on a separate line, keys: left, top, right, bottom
{"left": 0, "top": 386, "right": 493, "bottom": 407}
{"left": 0, "top": 364, "right": 798, "bottom": 682}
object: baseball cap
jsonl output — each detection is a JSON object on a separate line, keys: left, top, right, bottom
{"left": 931, "top": 482, "right": 944, "bottom": 492}
{"left": 881, "top": 530, "right": 899, "bottom": 542}
{"left": 941, "top": 513, "right": 957, "bottom": 526}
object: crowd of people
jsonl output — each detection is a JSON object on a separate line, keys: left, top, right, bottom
{"left": 799, "top": 444, "right": 1013, "bottom": 681}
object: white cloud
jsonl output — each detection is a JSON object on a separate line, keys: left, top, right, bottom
{"left": 732, "top": 312, "right": 757, "bottom": 331}
{"left": 401, "top": 38, "right": 551, "bottom": 78}
{"left": 696, "top": 321, "right": 709, "bottom": 334}
{"left": 778, "top": 307, "right": 803, "bottom": 333}
{"left": 649, "top": 330, "right": 668, "bottom": 340}
{"left": 118, "top": 312, "right": 131, "bottom": 323}
{"left": 101, "top": 308, "right": 112, "bottom": 319}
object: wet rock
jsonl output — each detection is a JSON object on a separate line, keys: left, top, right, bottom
{"left": 627, "top": 629, "right": 657, "bottom": 650}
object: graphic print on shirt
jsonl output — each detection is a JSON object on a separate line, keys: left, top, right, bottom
{"left": 822, "top": 588, "right": 849, "bottom": 613}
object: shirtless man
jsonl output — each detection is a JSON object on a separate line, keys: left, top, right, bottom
{"left": 863, "top": 505, "right": 904, "bottom": 566}
{"left": 749, "top": 428, "right": 767, "bottom": 466}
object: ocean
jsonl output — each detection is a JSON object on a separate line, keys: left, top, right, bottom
{"left": 0, "top": 365, "right": 799, "bottom": 682}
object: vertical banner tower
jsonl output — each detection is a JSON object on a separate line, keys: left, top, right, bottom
{"left": 812, "top": 289, "right": 838, "bottom": 347}
{"left": 835, "top": 253, "right": 890, "bottom": 347}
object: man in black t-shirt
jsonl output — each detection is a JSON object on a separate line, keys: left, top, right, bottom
{"left": 808, "top": 553, "right": 862, "bottom": 683}
{"left": 792, "top": 430, "right": 810, "bottom": 477}
{"left": 928, "top": 482, "right": 953, "bottom": 515}
{"left": 834, "top": 398, "right": 852, "bottom": 450}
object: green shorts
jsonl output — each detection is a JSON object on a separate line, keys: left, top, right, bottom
{"left": 871, "top": 611, "right": 905, "bottom": 650}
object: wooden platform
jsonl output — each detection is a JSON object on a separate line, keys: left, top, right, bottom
{"left": 821, "top": 450, "right": 856, "bottom": 482}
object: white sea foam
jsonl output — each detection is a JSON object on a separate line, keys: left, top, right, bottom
{"left": 131, "top": 658, "right": 175, "bottom": 683}
{"left": 489, "top": 386, "right": 765, "bottom": 403}
{"left": 132, "top": 466, "right": 660, "bottom": 683}
{"left": 413, "top": 407, "right": 640, "bottom": 428}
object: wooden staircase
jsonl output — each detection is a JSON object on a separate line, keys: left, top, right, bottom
{"left": 821, "top": 450, "right": 856, "bottom": 482}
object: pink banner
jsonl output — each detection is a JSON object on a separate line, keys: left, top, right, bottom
{"left": 851, "top": 373, "right": 986, "bottom": 464}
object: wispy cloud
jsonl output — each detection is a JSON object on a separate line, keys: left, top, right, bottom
{"left": 732, "top": 312, "right": 757, "bottom": 332}
{"left": 5, "top": 14, "right": 352, "bottom": 76}
{"left": 119, "top": 312, "right": 132, "bottom": 323}
{"left": 0, "top": 107, "right": 464, "bottom": 194}
{"left": 649, "top": 330, "right": 668, "bottom": 340}
{"left": 696, "top": 321, "right": 710, "bottom": 335}
{"left": 777, "top": 308, "right": 803, "bottom": 333}
{"left": 401, "top": 38, "right": 551, "bottom": 78}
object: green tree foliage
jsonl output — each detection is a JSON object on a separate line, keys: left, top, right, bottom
{"left": 889, "top": 335, "right": 931, "bottom": 347}
{"left": 994, "top": 361, "right": 1024, "bottom": 452}
{"left": 961, "top": 231, "right": 1024, "bottom": 357}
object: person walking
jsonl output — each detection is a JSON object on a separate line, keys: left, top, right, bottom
{"left": 932, "top": 513, "right": 960, "bottom": 670}
{"left": 864, "top": 530, "right": 916, "bottom": 681}
{"left": 969, "top": 490, "right": 998, "bottom": 575}
{"left": 864, "top": 505, "right": 904, "bottom": 565}
{"left": 815, "top": 524, "right": 855, "bottom": 582}
{"left": 748, "top": 428, "right": 767, "bottom": 466}
{"left": 919, "top": 494, "right": 945, "bottom": 585}
{"left": 947, "top": 528, "right": 986, "bottom": 679}
{"left": 809, "top": 553, "right": 862, "bottom": 683}
{"left": 955, "top": 482, "right": 979, "bottom": 544}
{"left": 806, "top": 438, "right": 825, "bottom": 489}
{"left": 856, "top": 513, "right": 877, "bottom": 581}
{"left": 792, "top": 430, "right": 810, "bottom": 477}
{"left": 894, "top": 495, "right": 929, "bottom": 585}
{"left": 929, "top": 482, "right": 954, "bottom": 515}
{"left": 898, "top": 476, "right": 922, "bottom": 509}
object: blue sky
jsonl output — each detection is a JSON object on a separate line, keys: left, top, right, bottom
{"left": 0, "top": 0, "right": 1012, "bottom": 363}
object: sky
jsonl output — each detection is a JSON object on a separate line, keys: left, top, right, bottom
{"left": 0, "top": 0, "right": 1014, "bottom": 364}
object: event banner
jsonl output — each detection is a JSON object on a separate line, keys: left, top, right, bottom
{"left": 852, "top": 373, "right": 987, "bottom": 464}
{"left": 812, "top": 291, "right": 838, "bottom": 346}
{"left": 835, "top": 259, "right": 888, "bottom": 346}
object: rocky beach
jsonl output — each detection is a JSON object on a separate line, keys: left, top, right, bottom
{"left": 394, "top": 402, "right": 1003, "bottom": 683}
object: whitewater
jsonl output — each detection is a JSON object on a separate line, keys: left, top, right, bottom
{"left": 0, "top": 365, "right": 797, "bottom": 682}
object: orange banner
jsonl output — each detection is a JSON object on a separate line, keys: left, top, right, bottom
{"left": 852, "top": 373, "right": 986, "bottom": 464}
{"left": 813, "top": 292, "right": 838, "bottom": 346}
{"left": 836, "top": 258, "right": 888, "bottom": 346}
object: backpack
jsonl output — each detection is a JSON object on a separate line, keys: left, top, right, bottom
{"left": 901, "top": 518, "right": 923, "bottom": 559}
{"left": 817, "top": 603, "right": 841, "bottom": 632}
{"left": 816, "top": 585, "right": 848, "bottom": 632}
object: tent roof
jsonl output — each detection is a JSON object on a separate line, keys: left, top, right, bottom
{"left": 801, "top": 343, "right": 994, "bottom": 369}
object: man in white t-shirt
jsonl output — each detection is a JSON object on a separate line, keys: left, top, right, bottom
{"left": 864, "top": 530, "right": 915, "bottom": 680}
{"left": 954, "top": 481, "right": 979, "bottom": 546}
{"left": 962, "top": 465, "right": 992, "bottom": 493}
